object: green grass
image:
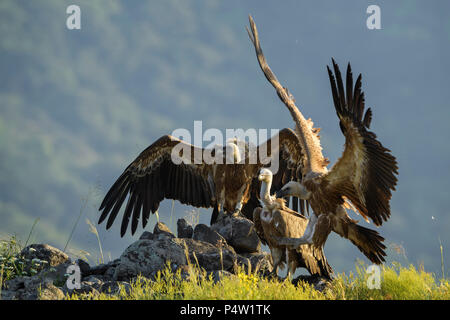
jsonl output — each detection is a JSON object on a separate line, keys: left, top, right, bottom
{"left": 1, "top": 235, "right": 449, "bottom": 300}
{"left": 65, "top": 261, "right": 450, "bottom": 300}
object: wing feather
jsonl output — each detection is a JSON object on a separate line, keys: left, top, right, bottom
{"left": 99, "top": 135, "right": 216, "bottom": 236}
{"left": 323, "top": 60, "right": 398, "bottom": 226}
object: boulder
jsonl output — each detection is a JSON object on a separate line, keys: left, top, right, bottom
{"left": 2, "top": 260, "right": 72, "bottom": 300}
{"left": 113, "top": 236, "right": 238, "bottom": 281}
{"left": 182, "top": 238, "right": 236, "bottom": 272}
{"left": 192, "top": 224, "right": 226, "bottom": 247}
{"left": 177, "top": 218, "right": 193, "bottom": 238}
{"left": 153, "top": 222, "right": 175, "bottom": 239}
{"left": 113, "top": 238, "right": 187, "bottom": 281}
{"left": 237, "top": 251, "right": 273, "bottom": 275}
{"left": 67, "top": 275, "right": 131, "bottom": 297}
{"left": 139, "top": 231, "right": 155, "bottom": 240}
{"left": 17, "top": 244, "right": 70, "bottom": 275}
{"left": 88, "top": 258, "right": 120, "bottom": 280}
{"left": 211, "top": 215, "right": 261, "bottom": 253}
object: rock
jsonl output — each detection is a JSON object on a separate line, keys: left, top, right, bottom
{"left": 2, "top": 261, "right": 72, "bottom": 300}
{"left": 88, "top": 259, "right": 120, "bottom": 278}
{"left": 17, "top": 244, "right": 70, "bottom": 275}
{"left": 153, "top": 222, "right": 175, "bottom": 239}
{"left": 192, "top": 224, "right": 226, "bottom": 247}
{"left": 177, "top": 218, "right": 193, "bottom": 238}
{"left": 37, "top": 282, "right": 65, "bottom": 300}
{"left": 113, "top": 238, "right": 187, "bottom": 281}
{"left": 64, "top": 274, "right": 131, "bottom": 297}
{"left": 139, "top": 231, "right": 155, "bottom": 240}
{"left": 181, "top": 238, "right": 237, "bottom": 272}
{"left": 113, "top": 236, "right": 238, "bottom": 281}
{"left": 211, "top": 215, "right": 261, "bottom": 253}
{"left": 237, "top": 252, "right": 273, "bottom": 274}
{"left": 76, "top": 259, "right": 91, "bottom": 277}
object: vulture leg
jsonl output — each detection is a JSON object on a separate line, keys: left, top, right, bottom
{"left": 211, "top": 202, "right": 227, "bottom": 225}
{"left": 286, "top": 249, "right": 298, "bottom": 281}
{"left": 231, "top": 202, "right": 243, "bottom": 218}
{"left": 270, "top": 247, "right": 284, "bottom": 277}
{"left": 231, "top": 186, "right": 247, "bottom": 219}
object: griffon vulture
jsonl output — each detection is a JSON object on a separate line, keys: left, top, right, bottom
{"left": 247, "top": 16, "right": 398, "bottom": 264}
{"left": 253, "top": 168, "right": 333, "bottom": 279}
{"left": 98, "top": 128, "right": 305, "bottom": 236}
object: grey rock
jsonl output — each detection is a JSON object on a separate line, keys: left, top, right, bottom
{"left": 36, "top": 282, "right": 66, "bottom": 300}
{"left": 181, "top": 238, "right": 237, "bottom": 272}
{"left": 177, "top": 218, "right": 193, "bottom": 238}
{"left": 2, "top": 261, "right": 72, "bottom": 300}
{"left": 113, "top": 238, "right": 187, "bottom": 281}
{"left": 76, "top": 259, "right": 91, "bottom": 276}
{"left": 88, "top": 259, "right": 120, "bottom": 276}
{"left": 193, "top": 224, "right": 226, "bottom": 247}
{"left": 237, "top": 252, "right": 273, "bottom": 274}
{"left": 153, "top": 222, "right": 175, "bottom": 239}
{"left": 139, "top": 231, "right": 155, "bottom": 240}
{"left": 104, "top": 266, "right": 116, "bottom": 280}
{"left": 211, "top": 215, "right": 261, "bottom": 253}
{"left": 113, "top": 236, "right": 238, "bottom": 281}
{"left": 17, "top": 244, "right": 70, "bottom": 275}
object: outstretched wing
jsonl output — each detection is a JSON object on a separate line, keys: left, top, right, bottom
{"left": 322, "top": 60, "right": 398, "bottom": 226}
{"left": 98, "top": 135, "right": 216, "bottom": 236}
{"left": 247, "top": 15, "right": 329, "bottom": 177}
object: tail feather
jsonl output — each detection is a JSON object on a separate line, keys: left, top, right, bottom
{"left": 301, "top": 246, "right": 334, "bottom": 279}
{"left": 334, "top": 217, "right": 386, "bottom": 264}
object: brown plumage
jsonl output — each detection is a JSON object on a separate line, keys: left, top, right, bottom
{"left": 98, "top": 128, "right": 306, "bottom": 236}
{"left": 247, "top": 15, "right": 398, "bottom": 264}
{"left": 253, "top": 169, "right": 332, "bottom": 279}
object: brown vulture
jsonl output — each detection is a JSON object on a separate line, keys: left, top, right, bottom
{"left": 98, "top": 129, "right": 306, "bottom": 237}
{"left": 253, "top": 168, "right": 333, "bottom": 279}
{"left": 247, "top": 15, "right": 398, "bottom": 264}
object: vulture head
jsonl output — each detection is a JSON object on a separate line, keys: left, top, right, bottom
{"left": 276, "top": 181, "right": 311, "bottom": 200}
{"left": 258, "top": 168, "right": 272, "bottom": 183}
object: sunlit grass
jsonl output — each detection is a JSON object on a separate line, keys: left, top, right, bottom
{"left": 1, "top": 235, "right": 448, "bottom": 300}
{"left": 65, "top": 260, "right": 449, "bottom": 300}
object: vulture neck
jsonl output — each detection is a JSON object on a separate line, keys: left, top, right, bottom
{"left": 288, "top": 105, "right": 328, "bottom": 175}
{"left": 260, "top": 178, "right": 274, "bottom": 208}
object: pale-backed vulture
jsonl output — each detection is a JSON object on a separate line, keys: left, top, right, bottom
{"left": 253, "top": 168, "right": 333, "bottom": 279}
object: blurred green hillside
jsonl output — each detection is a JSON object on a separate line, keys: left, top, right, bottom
{"left": 0, "top": 0, "right": 449, "bottom": 276}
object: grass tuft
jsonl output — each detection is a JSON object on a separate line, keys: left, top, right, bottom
{"left": 65, "top": 260, "right": 449, "bottom": 300}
